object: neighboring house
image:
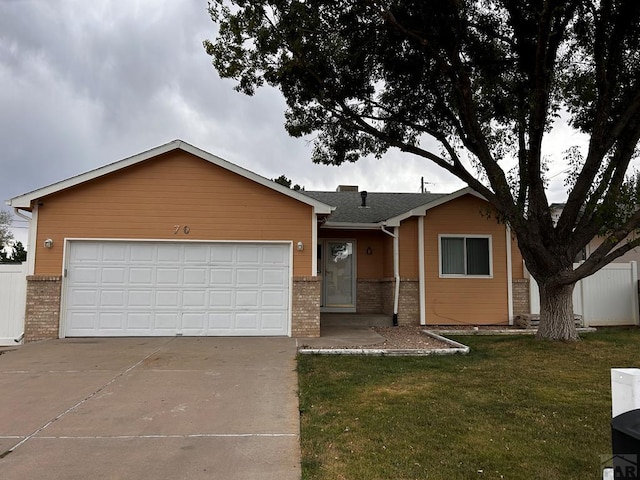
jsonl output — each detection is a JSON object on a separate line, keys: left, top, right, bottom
{"left": 6, "top": 140, "right": 528, "bottom": 342}
{"left": 550, "top": 203, "right": 640, "bottom": 263}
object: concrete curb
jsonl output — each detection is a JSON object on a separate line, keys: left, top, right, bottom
{"left": 297, "top": 330, "right": 470, "bottom": 356}
{"left": 430, "top": 327, "right": 598, "bottom": 336}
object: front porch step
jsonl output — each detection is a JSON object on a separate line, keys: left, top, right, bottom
{"left": 321, "top": 313, "right": 393, "bottom": 327}
{"left": 515, "top": 314, "right": 584, "bottom": 329}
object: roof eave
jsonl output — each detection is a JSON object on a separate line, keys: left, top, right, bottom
{"left": 321, "top": 221, "right": 383, "bottom": 230}
{"left": 7, "top": 140, "right": 333, "bottom": 214}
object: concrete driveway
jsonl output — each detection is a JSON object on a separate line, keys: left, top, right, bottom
{"left": 0, "top": 337, "right": 300, "bottom": 479}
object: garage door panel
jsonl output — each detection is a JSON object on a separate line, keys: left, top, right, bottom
{"left": 184, "top": 245, "right": 208, "bottom": 263}
{"left": 72, "top": 243, "right": 100, "bottom": 262}
{"left": 156, "top": 290, "right": 179, "bottom": 307}
{"left": 263, "top": 246, "right": 287, "bottom": 264}
{"left": 236, "top": 313, "right": 259, "bottom": 329}
{"left": 69, "top": 312, "right": 97, "bottom": 330}
{"left": 128, "top": 313, "right": 153, "bottom": 330}
{"left": 101, "top": 267, "right": 126, "bottom": 284}
{"left": 157, "top": 268, "right": 180, "bottom": 285}
{"left": 211, "top": 245, "right": 234, "bottom": 263}
{"left": 210, "top": 290, "right": 233, "bottom": 307}
{"left": 70, "top": 289, "right": 98, "bottom": 306}
{"left": 262, "top": 291, "right": 286, "bottom": 308}
{"left": 100, "top": 290, "right": 125, "bottom": 307}
{"left": 183, "top": 290, "right": 206, "bottom": 308}
{"left": 102, "top": 244, "right": 127, "bottom": 262}
{"left": 236, "top": 290, "right": 259, "bottom": 307}
{"left": 73, "top": 267, "right": 99, "bottom": 283}
{"left": 64, "top": 241, "right": 290, "bottom": 337}
{"left": 262, "top": 313, "right": 287, "bottom": 329}
{"left": 129, "top": 268, "right": 153, "bottom": 284}
{"left": 155, "top": 313, "right": 179, "bottom": 331}
{"left": 262, "top": 269, "right": 287, "bottom": 286}
{"left": 157, "top": 244, "right": 182, "bottom": 263}
{"left": 237, "top": 269, "right": 259, "bottom": 285}
{"left": 99, "top": 312, "right": 124, "bottom": 330}
{"left": 183, "top": 268, "right": 207, "bottom": 285}
{"left": 182, "top": 313, "right": 206, "bottom": 331}
{"left": 208, "top": 312, "right": 233, "bottom": 330}
{"left": 236, "top": 245, "right": 260, "bottom": 263}
{"left": 211, "top": 269, "right": 233, "bottom": 284}
{"left": 128, "top": 290, "right": 153, "bottom": 308}
{"left": 130, "top": 244, "right": 154, "bottom": 262}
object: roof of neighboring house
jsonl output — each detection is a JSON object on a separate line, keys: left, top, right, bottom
{"left": 303, "top": 187, "right": 485, "bottom": 227}
{"left": 6, "top": 140, "right": 334, "bottom": 214}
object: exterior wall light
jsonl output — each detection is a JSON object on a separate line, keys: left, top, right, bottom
{"left": 297, "top": 241, "right": 304, "bottom": 251}
{"left": 44, "top": 239, "right": 53, "bottom": 248}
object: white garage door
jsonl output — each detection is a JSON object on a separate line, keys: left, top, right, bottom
{"left": 63, "top": 241, "right": 291, "bottom": 337}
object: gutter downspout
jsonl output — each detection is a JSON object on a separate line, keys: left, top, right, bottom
{"left": 418, "top": 216, "right": 426, "bottom": 326}
{"left": 381, "top": 225, "right": 400, "bottom": 326}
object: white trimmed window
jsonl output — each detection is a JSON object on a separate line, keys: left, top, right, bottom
{"left": 439, "top": 235, "right": 492, "bottom": 277}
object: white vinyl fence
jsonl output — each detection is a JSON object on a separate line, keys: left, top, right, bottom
{"left": 0, "top": 262, "right": 27, "bottom": 345}
{"left": 530, "top": 261, "right": 639, "bottom": 327}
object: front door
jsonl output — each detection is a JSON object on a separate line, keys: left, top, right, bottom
{"left": 322, "top": 240, "right": 356, "bottom": 312}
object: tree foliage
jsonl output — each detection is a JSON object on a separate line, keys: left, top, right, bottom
{"left": 10, "top": 241, "right": 27, "bottom": 264}
{"left": 205, "top": 0, "right": 640, "bottom": 340}
{"left": 273, "top": 174, "right": 303, "bottom": 191}
{"left": 0, "top": 210, "right": 13, "bottom": 246}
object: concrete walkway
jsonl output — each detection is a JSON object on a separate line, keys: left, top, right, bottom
{"left": 0, "top": 337, "right": 300, "bottom": 480}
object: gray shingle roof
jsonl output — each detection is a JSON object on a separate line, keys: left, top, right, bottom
{"left": 302, "top": 191, "right": 447, "bottom": 224}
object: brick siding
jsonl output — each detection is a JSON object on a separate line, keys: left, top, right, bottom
{"left": 513, "top": 278, "right": 530, "bottom": 316}
{"left": 292, "top": 276, "right": 321, "bottom": 337}
{"left": 398, "top": 279, "right": 420, "bottom": 326}
{"left": 356, "top": 279, "right": 383, "bottom": 313}
{"left": 25, "top": 275, "right": 62, "bottom": 342}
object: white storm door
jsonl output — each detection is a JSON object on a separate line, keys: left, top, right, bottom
{"left": 323, "top": 240, "right": 356, "bottom": 311}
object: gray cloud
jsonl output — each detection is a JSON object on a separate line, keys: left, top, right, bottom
{"left": 2, "top": 0, "right": 612, "bottom": 249}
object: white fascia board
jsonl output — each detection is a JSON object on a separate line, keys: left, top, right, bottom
{"left": 383, "top": 187, "right": 487, "bottom": 226}
{"left": 7, "top": 139, "right": 334, "bottom": 215}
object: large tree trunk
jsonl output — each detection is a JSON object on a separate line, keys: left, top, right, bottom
{"left": 535, "top": 282, "right": 579, "bottom": 341}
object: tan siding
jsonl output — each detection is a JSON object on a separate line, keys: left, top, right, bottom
{"left": 399, "top": 217, "right": 419, "bottom": 278}
{"left": 382, "top": 234, "right": 394, "bottom": 278}
{"left": 424, "top": 195, "right": 509, "bottom": 325}
{"left": 511, "top": 232, "right": 524, "bottom": 279}
{"left": 34, "top": 151, "right": 314, "bottom": 276}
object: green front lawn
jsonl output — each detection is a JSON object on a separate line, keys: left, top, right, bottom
{"left": 298, "top": 328, "right": 640, "bottom": 480}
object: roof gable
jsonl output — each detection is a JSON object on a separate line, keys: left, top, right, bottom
{"left": 303, "top": 187, "right": 486, "bottom": 227}
{"left": 7, "top": 140, "right": 333, "bottom": 214}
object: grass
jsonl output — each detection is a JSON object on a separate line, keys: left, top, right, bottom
{"left": 297, "top": 328, "right": 640, "bottom": 480}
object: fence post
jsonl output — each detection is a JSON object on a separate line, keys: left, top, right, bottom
{"left": 631, "top": 262, "right": 638, "bottom": 326}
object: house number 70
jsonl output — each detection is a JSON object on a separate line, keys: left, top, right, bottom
{"left": 173, "top": 225, "right": 190, "bottom": 235}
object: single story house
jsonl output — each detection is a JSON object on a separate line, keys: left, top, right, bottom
{"left": 6, "top": 140, "right": 529, "bottom": 341}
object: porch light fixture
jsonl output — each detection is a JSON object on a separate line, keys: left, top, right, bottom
{"left": 44, "top": 238, "right": 53, "bottom": 249}
{"left": 297, "top": 241, "right": 304, "bottom": 251}
{"left": 366, "top": 246, "right": 373, "bottom": 255}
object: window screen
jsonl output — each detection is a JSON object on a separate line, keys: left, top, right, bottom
{"left": 441, "top": 236, "right": 491, "bottom": 276}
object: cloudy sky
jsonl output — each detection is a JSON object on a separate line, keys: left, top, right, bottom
{"left": 1, "top": 1, "right": 594, "bottom": 246}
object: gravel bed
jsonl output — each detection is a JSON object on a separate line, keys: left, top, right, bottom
{"left": 357, "top": 326, "right": 454, "bottom": 350}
